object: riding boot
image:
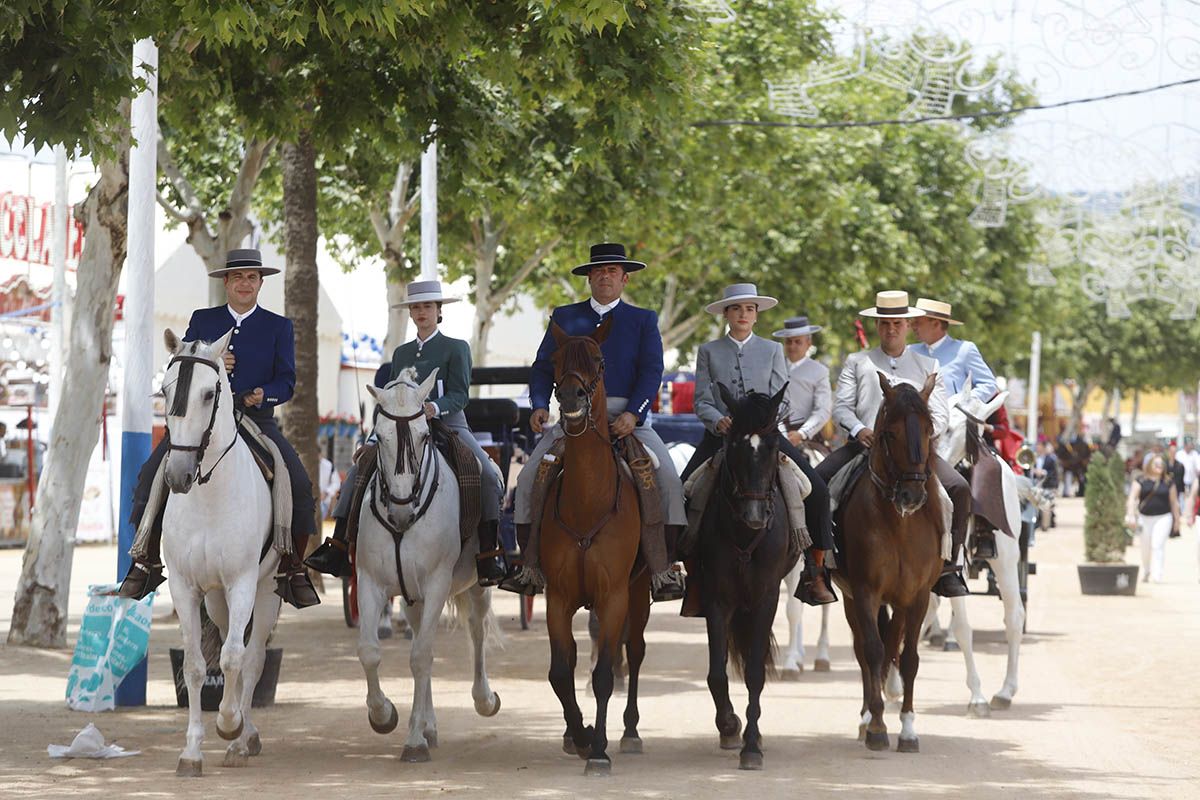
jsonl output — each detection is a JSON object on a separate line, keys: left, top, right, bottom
{"left": 118, "top": 514, "right": 166, "bottom": 600}
{"left": 971, "top": 528, "right": 998, "bottom": 560}
{"left": 498, "top": 523, "right": 543, "bottom": 595}
{"left": 304, "top": 516, "right": 353, "bottom": 578}
{"left": 275, "top": 533, "right": 321, "bottom": 609}
{"left": 932, "top": 556, "right": 970, "bottom": 598}
{"left": 794, "top": 548, "right": 838, "bottom": 606}
{"left": 475, "top": 519, "right": 510, "bottom": 587}
{"left": 679, "top": 558, "right": 705, "bottom": 617}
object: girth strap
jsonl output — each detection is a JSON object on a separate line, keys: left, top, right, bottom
{"left": 552, "top": 449, "right": 623, "bottom": 557}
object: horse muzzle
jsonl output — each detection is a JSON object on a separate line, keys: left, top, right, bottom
{"left": 164, "top": 455, "right": 198, "bottom": 494}
{"left": 895, "top": 486, "right": 928, "bottom": 516}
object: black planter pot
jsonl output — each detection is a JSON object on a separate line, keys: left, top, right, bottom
{"left": 1077, "top": 563, "right": 1139, "bottom": 596}
{"left": 169, "top": 647, "right": 283, "bottom": 711}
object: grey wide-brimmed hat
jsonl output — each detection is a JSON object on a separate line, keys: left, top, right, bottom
{"left": 390, "top": 280, "right": 461, "bottom": 309}
{"left": 859, "top": 290, "right": 925, "bottom": 319}
{"left": 771, "top": 315, "right": 823, "bottom": 338}
{"left": 571, "top": 242, "right": 647, "bottom": 276}
{"left": 207, "top": 248, "right": 281, "bottom": 278}
{"left": 705, "top": 283, "right": 779, "bottom": 315}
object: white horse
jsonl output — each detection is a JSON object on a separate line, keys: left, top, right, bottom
{"left": 913, "top": 380, "right": 1025, "bottom": 715}
{"left": 356, "top": 368, "right": 501, "bottom": 762}
{"left": 160, "top": 329, "right": 279, "bottom": 777}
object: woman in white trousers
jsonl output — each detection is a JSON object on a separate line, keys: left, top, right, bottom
{"left": 1126, "top": 455, "right": 1180, "bottom": 583}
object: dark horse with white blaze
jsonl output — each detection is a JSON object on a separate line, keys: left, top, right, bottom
{"left": 698, "top": 384, "right": 795, "bottom": 770}
{"left": 540, "top": 318, "right": 653, "bottom": 776}
{"left": 836, "top": 373, "right": 944, "bottom": 753}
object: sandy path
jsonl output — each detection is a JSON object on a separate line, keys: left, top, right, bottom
{"left": 1, "top": 497, "right": 1197, "bottom": 799}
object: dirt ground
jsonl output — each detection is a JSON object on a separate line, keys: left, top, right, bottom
{"left": 1, "top": 497, "right": 1198, "bottom": 799}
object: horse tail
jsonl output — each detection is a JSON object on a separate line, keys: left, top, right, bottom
{"left": 727, "top": 607, "right": 777, "bottom": 681}
{"left": 448, "top": 590, "right": 507, "bottom": 651}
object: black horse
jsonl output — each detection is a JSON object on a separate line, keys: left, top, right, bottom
{"left": 697, "top": 384, "right": 797, "bottom": 770}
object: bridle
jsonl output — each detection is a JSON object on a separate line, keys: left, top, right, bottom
{"left": 869, "top": 410, "right": 932, "bottom": 504}
{"left": 165, "top": 354, "right": 240, "bottom": 486}
{"left": 717, "top": 419, "right": 781, "bottom": 577}
{"left": 369, "top": 401, "right": 440, "bottom": 536}
{"left": 553, "top": 354, "right": 606, "bottom": 439}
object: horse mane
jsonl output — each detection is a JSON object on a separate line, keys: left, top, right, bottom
{"left": 880, "top": 382, "right": 933, "bottom": 428}
{"left": 386, "top": 366, "right": 420, "bottom": 390}
{"left": 556, "top": 334, "right": 600, "bottom": 378}
{"left": 166, "top": 341, "right": 204, "bottom": 417}
{"left": 729, "top": 391, "right": 781, "bottom": 437}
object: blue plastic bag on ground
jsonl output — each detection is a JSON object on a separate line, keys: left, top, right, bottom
{"left": 65, "top": 584, "right": 155, "bottom": 712}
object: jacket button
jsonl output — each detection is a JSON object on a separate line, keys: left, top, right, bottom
{"left": 233, "top": 328, "right": 240, "bottom": 335}
{"left": 228, "top": 345, "right": 234, "bottom": 351}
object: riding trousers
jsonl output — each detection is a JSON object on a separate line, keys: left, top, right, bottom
{"left": 333, "top": 410, "right": 502, "bottom": 523}
{"left": 681, "top": 431, "right": 833, "bottom": 552}
{"left": 131, "top": 412, "right": 317, "bottom": 539}
{"left": 815, "top": 440, "right": 969, "bottom": 553}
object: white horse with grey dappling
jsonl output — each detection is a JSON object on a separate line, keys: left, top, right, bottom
{"left": 899, "top": 380, "right": 1025, "bottom": 715}
{"left": 159, "top": 329, "right": 279, "bottom": 777}
{"left": 356, "top": 368, "right": 501, "bottom": 762}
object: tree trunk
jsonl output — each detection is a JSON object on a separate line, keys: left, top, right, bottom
{"left": 1131, "top": 389, "right": 1141, "bottom": 434}
{"left": 9, "top": 130, "right": 130, "bottom": 648}
{"left": 1063, "top": 380, "right": 1094, "bottom": 440}
{"left": 469, "top": 219, "right": 502, "bottom": 366}
{"left": 383, "top": 275, "right": 410, "bottom": 357}
{"left": 280, "top": 132, "right": 320, "bottom": 532}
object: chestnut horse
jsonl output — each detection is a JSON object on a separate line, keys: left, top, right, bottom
{"left": 835, "top": 373, "right": 944, "bottom": 753}
{"left": 540, "top": 319, "right": 652, "bottom": 777}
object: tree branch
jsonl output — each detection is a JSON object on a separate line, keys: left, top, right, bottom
{"left": 156, "top": 192, "right": 190, "bottom": 224}
{"left": 496, "top": 235, "right": 563, "bottom": 302}
{"left": 156, "top": 135, "right": 206, "bottom": 219}
{"left": 228, "top": 137, "right": 276, "bottom": 221}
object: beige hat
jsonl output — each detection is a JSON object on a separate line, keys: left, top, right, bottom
{"left": 859, "top": 290, "right": 925, "bottom": 319}
{"left": 915, "top": 298, "right": 964, "bottom": 325}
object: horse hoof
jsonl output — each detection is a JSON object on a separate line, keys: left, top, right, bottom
{"left": 780, "top": 667, "right": 802, "bottom": 682}
{"left": 216, "top": 716, "right": 244, "bottom": 741}
{"left": 478, "top": 693, "right": 501, "bottom": 718}
{"left": 562, "top": 735, "right": 577, "bottom": 756}
{"left": 719, "top": 733, "right": 742, "bottom": 750}
{"left": 814, "top": 658, "right": 831, "bottom": 672}
{"left": 865, "top": 731, "right": 890, "bottom": 751}
{"left": 857, "top": 723, "right": 866, "bottom": 742}
{"left": 583, "top": 758, "right": 612, "bottom": 777}
{"left": 967, "top": 701, "right": 991, "bottom": 718}
{"left": 942, "top": 640, "right": 960, "bottom": 652}
{"left": 176, "top": 758, "right": 203, "bottom": 778}
{"left": 739, "top": 751, "right": 764, "bottom": 770}
{"left": 378, "top": 625, "right": 393, "bottom": 640}
{"left": 989, "top": 695, "right": 1012, "bottom": 711}
{"left": 401, "top": 744, "right": 431, "bottom": 763}
{"left": 369, "top": 702, "right": 399, "bottom": 735}
{"left": 619, "top": 736, "right": 643, "bottom": 754}
{"left": 222, "top": 746, "right": 249, "bottom": 768}
{"left": 897, "top": 736, "right": 919, "bottom": 753}
{"left": 928, "top": 633, "right": 946, "bottom": 648}
{"left": 247, "top": 733, "right": 262, "bottom": 756}
{"left": 424, "top": 731, "right": 438, "bottom": 749}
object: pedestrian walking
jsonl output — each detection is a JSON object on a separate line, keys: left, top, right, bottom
{"left": 1125, "top": 454, "right": 1180, "bottom": 583}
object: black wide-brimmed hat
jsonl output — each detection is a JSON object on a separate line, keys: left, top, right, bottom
{"left": 207, "top": 248, "right": 281, "bottom": 278}
{"left": 571, "top": 242, "right": 647, "bottom": 276}
{"left": 771, "top": 315, "right": 823, "bottom": 338}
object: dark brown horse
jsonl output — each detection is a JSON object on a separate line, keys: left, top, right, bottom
{"left": 836, "top": 373, "right": 943, "bottom": 753}
{"left": 540, "top": 319, "right": 651, "bottom": 776}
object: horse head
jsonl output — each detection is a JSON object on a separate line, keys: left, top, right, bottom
{"left": 717, "top": 383, "right": 787, "bottom": 530}
{"left": 366, "top": 367, "right": 439, "bottom": 531}
{"left": 871, "top": 372, "right": 937, "bottom": 516}
{"left": 550, "top": 317, "right": 610, "bottom": 435}
{"left": 161, "top": 328, "right": 235, "bottom": 494}
{"left": 941, "top": 373, "right": 1009, "bottom": 467}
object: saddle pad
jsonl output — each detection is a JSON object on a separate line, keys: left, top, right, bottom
{"left": 828, "top": 453, "right": 868, "bottom": 516}
{"left": 431, "top": 420, "right": 482, "bottom": 544}
{"left": 971, "top": 453, "right": 1015, "bottom": 538}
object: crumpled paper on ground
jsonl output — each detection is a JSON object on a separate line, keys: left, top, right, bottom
{"left": 48, "top": 723, "right": 140, "bottom": 759}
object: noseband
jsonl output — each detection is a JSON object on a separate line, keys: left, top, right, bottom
{"left": 165, "top": 354, "right": 239, "bottom": 485}
{"left": 869, "top": 412, "right": 932, "bottom": 503}
{"left": 553, "top": 356, "right": 605, "bottom": 438}
{"left": 369, "top": 402, "right": 440, "bottom": 535}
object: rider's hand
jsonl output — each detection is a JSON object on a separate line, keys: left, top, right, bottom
{"left": 423, "top": 402, "right": 437, "bottom": 419}
{"left": 222, "top": 351, "right": 236, "bottom": 372}
{"left": 856, "top": 428, "right": 875, "bottom": 448}
{"left": 716, "top": 416, "right": 733, "bottom": 435}
{"left": 787, "top": 431, "right": 805, "bottom": 447}
{"left": 611, "top": 412, "right": 637, "bottom": 439}
{"left": 530, "top": 408, "right": 549, "bottom": 434}
{"left": 243, "top": 387, "right": 264, "bottom": 407}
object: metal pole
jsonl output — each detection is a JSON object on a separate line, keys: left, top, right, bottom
{"left": 116, "top": 38, "right": 157, "bottom": 708}
{"left": 1026, "top": 331, "right": 1041, "bottom": 443}
{"left": 48, "top": 146, "right": 68, "bottom": 425}
{"left": 420, "top": 136, "right": 437, "bottom": 280}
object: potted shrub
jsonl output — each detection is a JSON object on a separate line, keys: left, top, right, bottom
{"left": 1078, "top": 453, "right": 1139, "bottom": 595}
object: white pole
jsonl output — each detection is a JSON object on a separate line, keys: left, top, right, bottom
{"left": 420, "top": 136, "right": 437, "bottom": 280}
{"left": 116, "top": 37, "right": 158, "bottom": 707}
{"left": 1195, "top": 379, "right": 1199, "bottom": 445}
{"left": 1026, "top": 331, "right": 1041, "bottom": 443}
{"left": 48, "top": 146, "right": 68, "bottom": 424}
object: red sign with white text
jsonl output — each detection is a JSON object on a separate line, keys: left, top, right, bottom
{"left": 0, "top": 192, "right": 84, "bottom": 267}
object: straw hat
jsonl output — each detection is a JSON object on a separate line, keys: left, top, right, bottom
{"left": 914, "top": 297, "right": 964, "bottom": 326}
{"left": 859, "top": 290, "right": 924, "bottom": 319}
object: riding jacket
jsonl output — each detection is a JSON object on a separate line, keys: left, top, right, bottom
{"left": 183, "top": 304, "right": 295, "bottom": 418}
{"left": 832, "top": 346, "right": 949, "bottom": 440}
{"left": 693, "top": 334, "right": 787, "bottom": 435}
{"left": 912, "top": 335, "right": 997, "bottom": 404}
{"left": 387, "top": 330, "right": 471, "bottom": 417}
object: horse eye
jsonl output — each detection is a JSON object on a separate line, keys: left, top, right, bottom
{"left": 203, "top": 390, "right": 215, "bottom": 403}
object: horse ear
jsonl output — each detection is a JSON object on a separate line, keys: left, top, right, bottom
{"left": 980, "top": 390, "right": 1009, "bottom": 420}
{"left": 551, "top": 321, "right": 568, "bottom": 346}
{"left": 366, "top": 384, "right": 380, "bottom": 401}
{"left": 210, "top": 328, "right": 234, "bottom": 359}
{"left": 769, "top": 385, "right": 788, "bottom": 423}
{"left": 920, "top": 372, "right": 939, "bottom": 402}
{"left": 877, "top": 371, "right": 895, "bottom": 400}
{"left": 592, "top": 315, "right": 613, "bottom": 344}
{"left": 717, "top": 382, "right": 738, "bottom": 414}
{"left": 416, "top": 367, "right": 440, "bottom": 402}
{"left": 164, "top": 329, "right": 180, "bottom": 354}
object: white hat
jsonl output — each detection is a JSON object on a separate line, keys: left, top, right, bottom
{"left": 390, "top": 280, "right": 461, "bottom": 309}
{"left": 705, "top": 283, "right": 779, "bottom": 316}
{"left": 771, "top": 315, "right": 822, "bottom": 338}
{"left": 859, "top": 290, "right": 925, "bottom": 319}
{"left": 915, "top": 297, "right": 964, "bottom": 325}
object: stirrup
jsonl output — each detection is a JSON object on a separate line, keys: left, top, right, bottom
{"left": 475, "top": 548, "right": 509, "bottom": 587}
{"left": 275, "top": 569, "right": 321, "bottom": 609}
{"left": 305, "top": 536, "right": 352, "bottom": 578}
{"left": 651, "top": 567, "right": 686, "bottom": 602}
{"left": 118, "top": 562, "right": 165, "bottom": 600}
{"left": 932, "top": 569, "right": 969, "bottom": 598}
{"left": 498, "top": 564, "right": 544, "bottom": 596}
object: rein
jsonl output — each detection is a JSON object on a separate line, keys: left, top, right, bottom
{"left": 165, "top": 354, "right": 241, "bottom": 486}
{"left": 553, "top": 359, "right": 606, "bottom": 440}
{"left": 717, "top": 424, "right": 782, "bottom": 581}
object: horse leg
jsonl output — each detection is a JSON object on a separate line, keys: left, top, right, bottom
{"left": 739, "top": 601, "right": 777, "bottom": 771}
{"left": 843, "top": 599, "right": 872, "bottom": 740}
{"left": 881, "top": 606, "right": 904, "bottom": 706}
{"left": 705, "top": 610, "right": 741, "bottom": 750}
{"left": 404, "top": 574, "right": 451, "bottom": 762}
{"left": 852, "top": 592, "right": 888, "bottom": 751}
{"left": 225, "top": 579, "right": 278, "bottom": 766}
{"left": 815, "top": 604, "right": 832, "bottom": 671}
{"left": 781, "top": 563, "right": 805, "bottom": 678}
{"left": 216, "top": 580, "right": 255, "bottom": 745}
{"left": 897, "top": 598, "right": 929, "bottom": 753}
{"left": 584, "top": 587, "right": 628, "bottom": 776}
{"left": 923, "top": 594, "right": 946, "bottom": 647}
{"left": 546, "top": 592, "right": 590, "bottom": 759}
{"left": 621, "top": 572, "right": 651, "bottom": 755}
{"left": 948, "top": 595, "right": 989, "bottom": 717}
{"left": 356, "top": 572, "right": 398, "bottom": 737}
{"left": 989, "top": 537, "right": 1025, "bottom": 710}
{"left": 173, "top": 584, "right": 206, "bottom": 777}
{"left": 466, "top": 584, "right": 502, "bottom": 718}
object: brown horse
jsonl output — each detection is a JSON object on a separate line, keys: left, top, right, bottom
{"left": 835, "top": 373, "right": 944, "bottom": 753}
{"left": 540, "top": 318, "right": 652, "bottom": 776}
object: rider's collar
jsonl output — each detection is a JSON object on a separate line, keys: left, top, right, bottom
{"left": 227, "top": 303, "right": 259, "bottom": 325}
{"left": 927, "top": 334, "right": 950, "bottom": 353}
{"left": 416, "top": 329, "right": 440, "bottom": 349}
{"left": 589, "top": 296, "right": 621, "bottom": 316}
